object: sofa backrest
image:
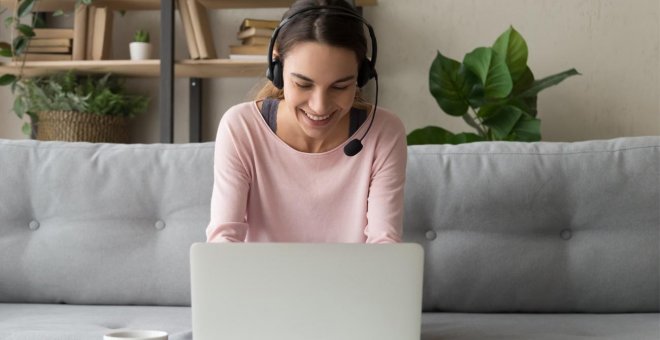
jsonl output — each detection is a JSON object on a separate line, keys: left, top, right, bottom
{"left": 0, "top": 140, "right": 212, "bottom": 306}
{"left": 403, "top": 136, "right": 660, "bottom": 313}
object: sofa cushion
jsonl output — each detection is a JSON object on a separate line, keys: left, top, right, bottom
{"left": 0, "top": 303, "right": 192, "bottom": 340}
{"left": 421, "top": 312, "right": 660, "bottom": 340}
{"left": 403, "top": 137, "right": 660, "bottom": 313}
{"left": 0, "top": 141, "right": 213, "bottom": 306}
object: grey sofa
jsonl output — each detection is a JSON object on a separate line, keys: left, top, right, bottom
{"left": 0, "top": 136, "right": 658, "bottom": 340}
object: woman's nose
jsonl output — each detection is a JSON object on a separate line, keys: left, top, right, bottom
{"left": 308, "top": 89, "right": 333, "bottom": 114}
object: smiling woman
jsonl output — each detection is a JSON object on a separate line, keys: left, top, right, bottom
{"left": 206, "top": 0, "right": 407, "bottom": 244}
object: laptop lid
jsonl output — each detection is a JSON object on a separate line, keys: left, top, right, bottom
{"left": 190, "top": 243, "right": 424, "bottom": 340}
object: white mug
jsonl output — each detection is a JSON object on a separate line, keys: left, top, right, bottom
{"left": 104, "top": 330, "right": 168, "bottom": 340}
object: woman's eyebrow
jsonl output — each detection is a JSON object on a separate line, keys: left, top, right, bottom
{"left": 290, "top": 73, "right": 355, "bottom": 83}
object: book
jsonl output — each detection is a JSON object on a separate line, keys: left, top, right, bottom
{"left": 229, "top": 44, "right": 268, "bottom": 55}
{"left": 91, "top": 7, "right": 113, "bottom": 60}
{"left": 241, "top": 36, "right": 271, "bottom": 46}
{"left": 229, "top": 54, "right": 268, "bottom": 61}
{"left": 187, "top": 0, "right": 216, "bottom": 59}
{"left": 85, "top": 6, "right": 96, "bottom": 59}
{"left": 72, "top": 4, "right": 88, "bottom": 60}
{"left": 239, "top": 18, "right": 279, "bottom": 31}
{"left": 237, "top": 27, "right": 274, "bottom": 40}
{"left": 33, "top": 28, "right": 74, "bottom": 39}
{"left": 177, "top": 0, "right": 200, "bottom": 59}
{"left": 29, "top": 38, "right": 71, "bottom": 47}
{"left": 25, "top": 46, "right": 71, "bottom": 53}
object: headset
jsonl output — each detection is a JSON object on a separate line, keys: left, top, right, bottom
{"left": 266, "top": 4, "right": 379, "bottom": 157}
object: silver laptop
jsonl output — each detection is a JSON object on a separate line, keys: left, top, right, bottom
{"left": 190, "top": 243, "right": 424, "bottom": 340}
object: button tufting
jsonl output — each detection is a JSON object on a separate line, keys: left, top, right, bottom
{"left": 425, "top": 230, "right": 437, "bottom": 241}
{"left": 560, "top": 229, "right": 572, "bottom": 240}
{"left": 28, "top": 220, "right": 40, "bottom": 231}
{"left": 155, "top": 220, "right": 166, "bottom": 230}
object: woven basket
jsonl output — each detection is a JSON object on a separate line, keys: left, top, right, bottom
{"left": 35, "top": 111, "right": 130, "bottom": 143}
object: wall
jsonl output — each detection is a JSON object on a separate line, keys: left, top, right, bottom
{"left": 0, "top": 0, "right": 658, "bottom": 142}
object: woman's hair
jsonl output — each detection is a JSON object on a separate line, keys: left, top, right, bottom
{"left": 253, "top": 0, "right": 371, "bottom": 110}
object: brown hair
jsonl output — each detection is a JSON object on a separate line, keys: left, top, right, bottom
{"left": 254, "top": 0, "right": 372, "bottom": 110}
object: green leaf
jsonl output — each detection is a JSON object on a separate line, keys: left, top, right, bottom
{"left": 482, "top": 105, "right": 525, "bottom": 139}
{"left": 519, "top": 68, "right": 580, "bottom": 98}
{"left": 492, "top": 26, "right": 528, "bottom": 83}
{"left": 0, "top": 74, "right": 17, "bottom": 86}
{"left": 511, "top": 116, "right": 541, "bottom": 141}
{"left": 17, "top": 24, "right": 35, "bottom": 37}
{"left": 13, "top": 36, "right": 28, "bottom": 55}
{"left": 463, "top": 47, "right": 513, "bottom": 99}
{"left": 53, "top": 10, "right": 65, "bottom": 17}
{"left": 0, "top": 42, "right": 12, "bottom": 57}
{"left": 4, "top": 16, "right": 15, "bottom": 27}
{"left": 21, "top": 122, "right": 32, "bottom": 137}
{"left": 18, "top": 0, "right": 36, "bottom": 18}
{"left": 429, "top": 51, "right": 471, "bottom": 116}
{"left": 407, "top": 126, "right": 484, "bottom": 145}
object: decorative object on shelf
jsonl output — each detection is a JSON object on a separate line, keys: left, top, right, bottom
{"left": 12, "top": 70, "right": 150, "bottom": 142}
{"left": 129, "top": 29, "right": 152, "bottom": 60}
{"left": 0, "top": 0, "right": 93, "bottom": 87}
{"left": 407, "top": 26, "right": 580, "bottom": 145}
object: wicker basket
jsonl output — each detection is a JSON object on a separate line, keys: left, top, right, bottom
{"left": 35, "top": 111, "right": 130, "bottom": 143}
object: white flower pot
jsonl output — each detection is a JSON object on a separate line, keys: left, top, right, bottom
{"left": 129, "top": 42, "right": 152, "bottom": 60}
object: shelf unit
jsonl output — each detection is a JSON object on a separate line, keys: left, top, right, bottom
{"left": 0, "top": 0, "right": 376, "bottom": 143}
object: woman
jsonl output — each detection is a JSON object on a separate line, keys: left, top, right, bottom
{"left": 206, "top": 0, "right": 407, "bottom": 243}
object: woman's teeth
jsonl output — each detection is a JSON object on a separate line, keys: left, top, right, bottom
{"left": 302, "top": 110, "right": 331, "bottom": 121}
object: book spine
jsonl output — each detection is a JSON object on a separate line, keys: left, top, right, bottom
{"left": 177, "top": 0, "right": 200, "bottom": 60}
{"left": 72, "top": 4, "right": 88, "bottom": 60}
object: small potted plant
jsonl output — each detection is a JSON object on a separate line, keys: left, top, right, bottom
{"left": 12, "top": 70, "right": 150, "bottom": 142}
{"left": 129, "top": 29, "right": 152, "bottom": 60}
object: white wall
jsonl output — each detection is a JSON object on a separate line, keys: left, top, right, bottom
{"left": 1, "top": 0, "right": 658, "bottom": 142}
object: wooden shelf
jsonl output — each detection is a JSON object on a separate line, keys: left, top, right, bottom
{"left": 0, "top": 0, "right": 376, "bottom": 11}
{"left": 0, "top": 59, "right": 267, "bottom": 78}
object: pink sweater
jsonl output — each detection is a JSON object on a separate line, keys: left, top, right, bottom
{"left": 206, "top": 101, "right": 407, "bottom": 243}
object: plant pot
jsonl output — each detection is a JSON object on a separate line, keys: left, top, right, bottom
{"left": 129, "top": 42, "right": 152, "bottom": 60}
{"left": 35, "top": 110, "right": 130, "bottom": 143}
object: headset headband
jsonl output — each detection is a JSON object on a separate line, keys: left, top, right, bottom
{"left": 267, "top": 5, "right": 378, "bottom": 85}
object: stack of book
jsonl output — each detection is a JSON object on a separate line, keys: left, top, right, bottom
{"left": 229, "top": 18, "right": 279, "bottom": 61}
{"left": 14, "top": 5, "right": 113, "bottom": 62}
{"left": 21, "top": 28, "right": 74, "bottom": 61}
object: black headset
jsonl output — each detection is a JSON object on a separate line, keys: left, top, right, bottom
{"left": 266, "top": 4, "right": 379, "bottom": 156}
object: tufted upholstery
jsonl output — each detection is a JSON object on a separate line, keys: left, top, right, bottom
{"left": 0, "top": 140, "right": 212, "bottom": 306}
{"left": 0, "top": 136, "right": 659, "bottom": 340}
{"left": 403, "top": 137, "right": 660, "bottom": 313}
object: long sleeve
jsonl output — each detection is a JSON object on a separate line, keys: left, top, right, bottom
{"left": 364, "top": 113, "right": 408, "bottom": 244}
{"left": 206, "top": 109, "right": 251, "bottom": 243}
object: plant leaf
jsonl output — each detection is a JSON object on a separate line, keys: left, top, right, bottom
{"left": 463, "top": 47, "right": 513, "bottom": 99}
{"left": 492, "top": 26, "right": 528, "bottom": 83}
{"left": 511, "top": 116, "right": 541, "bottom": 141}
{"left": 21, "top": 122, "right": 32, "bottom": 136}
{"left": 0, "top": 42, "right": 13, "bottom": 57}
{"left": 17, "top": 24, "right": 35, "bottom": 38}
{"left": 519, "top": 68, "right": 580, "bottom": 98}
{"left": 0, "top": 74, "right": 17, "bottom": 86}
{"left": 407, "top": 126, "right": 484, "bottom": 145}
{"left": 18, "top": 0, "right": 36, "bottom": 18}
{"left": 12, "top": 36, "right": 28, "bottom": 55}
{"left": 429, "top": 51, "right": 471, "bottom": 116}
{"left": 482, "top": 105, "right": 525, "bottom": 139}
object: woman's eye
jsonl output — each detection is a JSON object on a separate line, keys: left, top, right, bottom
{"left": 295, "top": 83, "right": 312, "bottom": 89}
{"left": 332, "top": 85, "right": 349, "bottom": 90}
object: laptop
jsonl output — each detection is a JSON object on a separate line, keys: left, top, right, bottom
{"left": 190, "top": 243, "right": 424, "bottom": 340}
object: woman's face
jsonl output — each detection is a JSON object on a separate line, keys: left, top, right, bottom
{"left": 281, "top": 41, "right": 359, "bottom": 146}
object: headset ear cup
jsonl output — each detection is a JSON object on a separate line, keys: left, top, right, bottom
{"left": 272, "top": 59, "right": 284, "bottom": 89}
{"left": 357, "top": 59, "right": 374, "bottom": 88}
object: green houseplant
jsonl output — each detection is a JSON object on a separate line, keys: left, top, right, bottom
{"left": 13, "top": 70, "right": 150, "bottom": 142}
{"left": 129, "top": 29, "right": 152, "bottom": 60}
{"left": 407, "top": 26, "right": 580, "bottom": 145}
